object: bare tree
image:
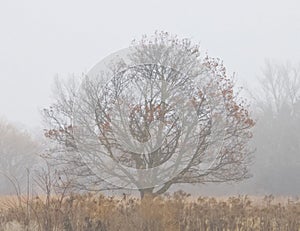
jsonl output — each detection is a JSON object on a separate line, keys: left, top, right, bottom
{"left": 0, "top": 119, "right": 38, "bottom": 194}
{"left": 255, "top": 60, "right": 300, "bottom": 115}
{"left": 43, "top": 32, "right": 254, "bottom": 198}
{"left": 249, "top": 61, "right": 300, "bottom": 195}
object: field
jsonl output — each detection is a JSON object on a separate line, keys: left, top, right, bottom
{"left": 0, "top": 191, "right": 299, "bottom": 231}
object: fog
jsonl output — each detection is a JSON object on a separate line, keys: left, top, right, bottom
{"left": 0, "top": 0, "right": 299, "bottom": 196}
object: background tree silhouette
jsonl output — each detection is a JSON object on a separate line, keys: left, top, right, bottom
{"left": 250, "top": 61, "right": 300, "bottom": 194}
{"left": 0, "top": 119, "right": 38, "bottom": 194}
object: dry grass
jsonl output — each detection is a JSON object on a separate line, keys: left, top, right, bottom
{"left": 0, "top": 191, "right": 299, "bottom": 231}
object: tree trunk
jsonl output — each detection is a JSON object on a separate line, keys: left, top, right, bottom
{"left": 139, "top": 188, "right": 155, "bottom": 199}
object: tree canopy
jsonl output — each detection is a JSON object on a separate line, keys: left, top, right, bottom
{"left": 43, "top": 32, "right": 254, "bottom": 198}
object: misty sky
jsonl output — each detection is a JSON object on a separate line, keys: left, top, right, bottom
{"left": 0, "top": 0, "right": 299, "bottom": 129}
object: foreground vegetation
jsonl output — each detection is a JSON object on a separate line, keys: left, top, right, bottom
{"left": 0, "top": 191, "right": 299, "bottom": 231}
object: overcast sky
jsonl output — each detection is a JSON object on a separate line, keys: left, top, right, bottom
{"left": 0, "top": 0, "right": 299, "bottom": 129}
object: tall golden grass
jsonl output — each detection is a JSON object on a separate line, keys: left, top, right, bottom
{"left": 0, "top": 191, "right": 299, "bottom": 231}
